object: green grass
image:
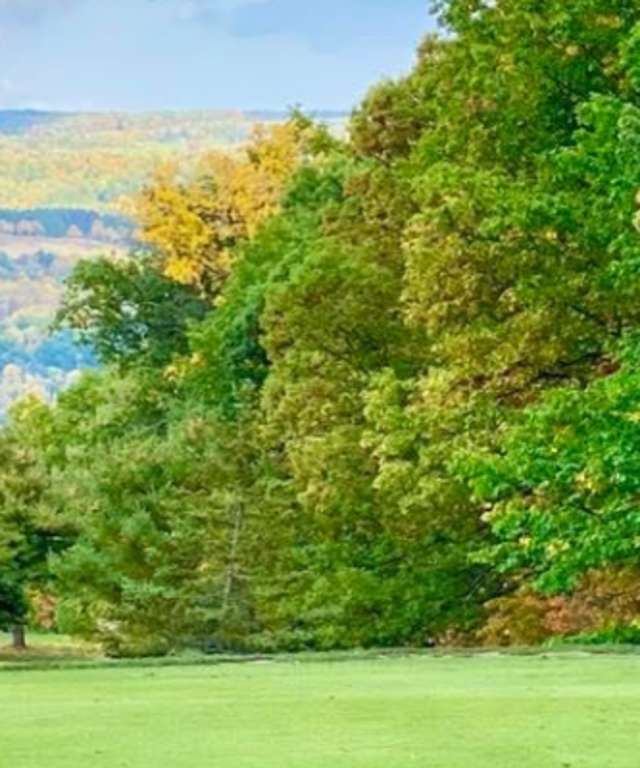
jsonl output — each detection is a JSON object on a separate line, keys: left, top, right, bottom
{"left": 2, "top": 653, "right": 640, "bottom": 767}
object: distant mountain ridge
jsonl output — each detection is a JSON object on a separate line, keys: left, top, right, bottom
{"left": 0, "top": 108, "right": 346, "bottom": 136}
{"left": 0, "top": 108, "right": 270, "bottom": 133}
{"left": 0, "top": 110, "right": 62, "bottom": 135}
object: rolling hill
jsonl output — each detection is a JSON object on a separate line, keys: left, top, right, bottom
{"left": 0, "top": 108, "right": 346, "bottom": 415}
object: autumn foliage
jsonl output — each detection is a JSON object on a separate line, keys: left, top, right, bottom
{"left": 132, "top": 120, "right": 318, "bottom": 294}
{"left": 5, "top": 2, "right": 640, "bottom": 653}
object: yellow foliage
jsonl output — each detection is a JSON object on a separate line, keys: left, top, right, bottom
{"left": 132, "top": 119, "right": 310, "bottom": 296}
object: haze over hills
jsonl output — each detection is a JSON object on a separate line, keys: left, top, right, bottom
{"left": 0, "top": 108, "right": 345, "bottom": 415}
{"left": 0, "top": 108, "right": 323, "bottom": 210}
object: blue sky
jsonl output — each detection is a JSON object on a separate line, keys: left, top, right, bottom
{"left": 0, "top": 1, "right": 436, "bottom": 112}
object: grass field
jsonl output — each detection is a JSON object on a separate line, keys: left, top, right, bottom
{"left": 2, "top": 652, "right": 639, "bottom": 768}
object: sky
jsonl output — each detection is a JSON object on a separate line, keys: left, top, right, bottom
{"left": 0, "top": 0, "right": 437, "bottom": 112}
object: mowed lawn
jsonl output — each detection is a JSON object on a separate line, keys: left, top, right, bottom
{"left": 2, "top": 654, "right": 640, "bottom": 768}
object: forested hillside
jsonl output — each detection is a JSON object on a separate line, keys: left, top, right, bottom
{"left": 0, "top": 109, "right": 344, "bottom": 210}
{"left": 0, "top": 213, "right": 129, "bottom": 408}
{"left": 0, "top": 110, "right": 345, "bottom": 415}
{"left": 0, "top": 234, "right": 119, "bottom": 417}
{"left": 3, "top": 0, "right": 640, "bottom": 655}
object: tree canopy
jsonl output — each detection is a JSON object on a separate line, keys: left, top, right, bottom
{"left": 5, "top": 0, "right": 640, "bottom": 652}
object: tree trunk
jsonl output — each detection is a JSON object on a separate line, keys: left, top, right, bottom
{"left": 11, "top": 625, "right": 27, "bottom": 651}
{"left": 222, "top": 504, "right": 244, "bottom": 618}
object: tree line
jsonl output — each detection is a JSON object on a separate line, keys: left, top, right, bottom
{"left": 3, "top": 0, "right": 640, "bottom": 654}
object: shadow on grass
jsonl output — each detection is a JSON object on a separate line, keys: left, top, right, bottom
{"left": 0, "top": 633, "right": 101, "bottom": 668}
{"left": 2, "top": 633, "right": 640, "bottom": 675}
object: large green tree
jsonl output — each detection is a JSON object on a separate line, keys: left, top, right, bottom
{"left": 0, "top": 400, "right": 72, "bottom": 649}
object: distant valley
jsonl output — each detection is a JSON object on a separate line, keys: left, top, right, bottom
{"left": 0, "top": 227, "right": 119, "bottom": 416}
{"left": 0, "top": 108, "right": 346, "bottom": 414}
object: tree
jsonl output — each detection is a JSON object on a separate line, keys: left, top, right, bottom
{"left": 0, "top": 400, "right": 72, "bottom": 649}
{"left": 51, "top": 396, "right": 284, "bottom": 655}
{"left": 463, "top": 337, "right": 640, "bottom": 593}
{"left": 131, "top": 117, "right": 323, "bottom": 297}
{"left": 55, "top": 254, "right": 209, "bottom": 367}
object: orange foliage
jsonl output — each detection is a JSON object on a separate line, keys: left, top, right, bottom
{"left": 480, "top": 568, "right": 640, "bottom": 646}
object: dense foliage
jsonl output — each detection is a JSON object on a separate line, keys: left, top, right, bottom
{"left": 5, "top": 0, "right": 640, "bottom": 652}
